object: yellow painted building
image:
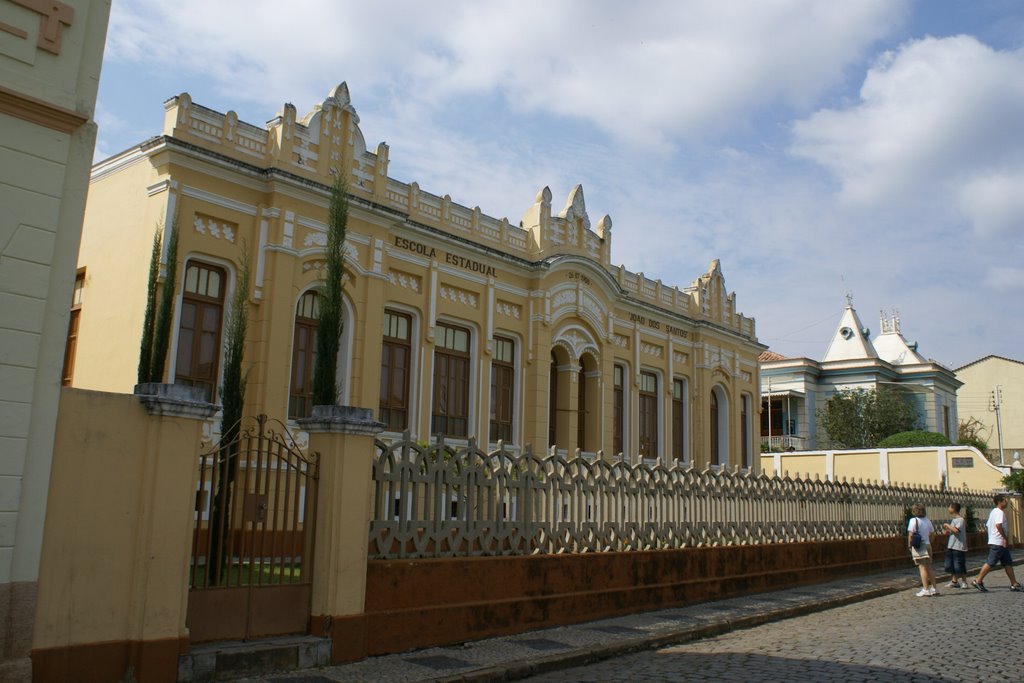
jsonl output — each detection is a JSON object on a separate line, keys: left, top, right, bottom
{"left": 956, "top": 355, "right": 1024, "bottom": 465}
{"left": 71, "top": 82, "right": 764, "bottom": 469}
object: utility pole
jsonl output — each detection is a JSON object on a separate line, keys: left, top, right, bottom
{"left": 991, "top": 386, "right": 1005, "bottom": 465}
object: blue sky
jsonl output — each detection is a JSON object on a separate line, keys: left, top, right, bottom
{"left": 94, "top": 1, "right": 1024, "bottom": 369}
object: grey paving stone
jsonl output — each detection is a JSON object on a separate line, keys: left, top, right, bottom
{"left": 515, "top": 638, "right": 572, "bottom": 651}
{"left": 404, "top": 654, "right": 474, "bottom": 671}
{"left": 239, "top": 557, "right": 1021, "bottom": 683}
{"left": 585, "top": 625, "right": 645, "bottom": 636}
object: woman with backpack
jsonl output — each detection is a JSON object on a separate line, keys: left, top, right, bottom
{"left": 908, "top": 503, "right": 938, "bottom": 596}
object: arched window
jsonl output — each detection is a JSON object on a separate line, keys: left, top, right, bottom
{"left": 549, "top": 356, "right": 558, "bottom": 447}
{"left": 175, "top": 261, "right": 226, "bottom": 402}
{"left": 672, "top": 378, "right": 687, "bottom": 463}
{"left": 639, "top": 371, "right": 658, "bottom": 459}
{"left": 489, "top": 336, "right": 515, "bottom": 443}
{"left": 709, "top": 390, "right": 719, "bottom": 464}
{"left": 379, "top": 310, "right": 412, "bottom": 431}
{"left": 741, "top": 393, "right": 752, "bottom": 469}
{"left": 432, "top": 322, "right": 471, "bottom": 437}
{"left": 613, "top": 364, "right": 626, "bottom": 456}
{"left": 288, "top": 291, "right": 319, "bottom": 419}
{"left": 710, "top": 385, "right": 729, "bottom": 466}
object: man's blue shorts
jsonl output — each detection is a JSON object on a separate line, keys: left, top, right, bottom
{"left": 945, "top": 549, "right": 967, "bottom": 575}
{"left": 986, "top": 544, "right": 1013, "bottom": 568}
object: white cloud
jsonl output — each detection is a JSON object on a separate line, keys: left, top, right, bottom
{"left": 97, "top": 2, "right": 1024, "bottom": 368}
{"left": 957, "top": 173, "right": 1024, "bottom": 238}
{"left": 105, "top": 1, "right": 907, "bottom": 146}
{"left": 791, "top": 35, "right": 1024, "bottom": 235}
{"left": 985, "top": 266, "right": 1024, "bottom": 292}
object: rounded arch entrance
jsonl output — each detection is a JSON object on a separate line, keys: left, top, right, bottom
{"left": 548, "top": 322, "right": 602, "bottom": 454}
{"left": 548, "top": 344, "right": 573, "bottom": 450}
{"left": 577, "top": 352, "right": 600, "bottom": 453}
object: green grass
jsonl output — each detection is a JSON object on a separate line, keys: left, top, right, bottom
{"left": 190, "top": 561, "right": 302, "bottom": 588}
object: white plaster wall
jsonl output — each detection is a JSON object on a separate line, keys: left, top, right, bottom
{"left": 0, "top": 0, "right": 110, "bottom": 589}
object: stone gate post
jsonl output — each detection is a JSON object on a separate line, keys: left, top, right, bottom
{"left": 298, "top": 405, "right": 384, "bottom": 663}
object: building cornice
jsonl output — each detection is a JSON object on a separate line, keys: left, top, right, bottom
{"left": 0, "top": 83, "right": 88, "bottom": 134}
{"left": 103, "top": 134, "right": 761, "bottom": 348}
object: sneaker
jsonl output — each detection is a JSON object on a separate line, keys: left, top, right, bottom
{"left": 973, "top": 580, "right": 988, "bottom": 592}
{"left": 959, "top": 580, "right": 969, "bottom": 589}
{"left": 928, "top": 588, "right": 938, "bottom": 596}
{"left": 916, "top": 589, "right": 930, "bottom": 597}
{"left": 947, "top": 581, "right": 960, "bottom": 589}
{"left": 1011, "top": 584, "right": 1023, "bottom": 592}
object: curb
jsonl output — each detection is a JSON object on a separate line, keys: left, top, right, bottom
{"left": 436, "top": 584, "right": 903, "bottom": 683}
{"left": 436, "top": 558, "right": 1024, "bottom": 682}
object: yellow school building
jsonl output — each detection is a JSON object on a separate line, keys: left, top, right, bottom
{"left": 69, "top": 82, "right": 765, "bottom": 470}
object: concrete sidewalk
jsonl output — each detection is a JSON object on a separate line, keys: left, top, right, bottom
{"left": 234, "top": 555, "right": 1018, "bottom": 683}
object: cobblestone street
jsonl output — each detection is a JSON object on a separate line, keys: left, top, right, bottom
{"left": 525, "top": 574, "right": 1024, "bottom": 682}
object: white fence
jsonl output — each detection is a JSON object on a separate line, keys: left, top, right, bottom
{"left": 369, "top": 436, "right": 993, "bottom": 560}
{"left": 761, "top": 434, "right": 808, "bottom": 451}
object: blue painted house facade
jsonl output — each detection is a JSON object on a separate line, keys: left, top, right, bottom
{"left": 760, "top": 299, "right": 961, "bottom": 450}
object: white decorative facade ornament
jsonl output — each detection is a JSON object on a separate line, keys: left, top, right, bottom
{"left": 304, "top": 232, "right": 327, "bottom": 247}
{"left": 580, "top": 292, "right": 603, "bottom": 321}
{"left": 389, "top": 270, "right": 421, "bottom": 293}
{"left": 496, "top": 300, "right": 521, "bottom": 319}
{"left": 551, "top": 290, "right": 575, "bottom": 308}
{"left": 193, "top": 215, "right": 236, "bottom": 243}
{"left": 640, "top": 342, "right": 663, "bottom": 358}
{"left": 439, "top": 285, "right": 478, "bottom": 308}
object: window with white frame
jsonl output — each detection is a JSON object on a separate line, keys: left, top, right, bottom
{"left": 639, "top": 371, "right": 658, "bottom": 458}
{"left": 432, "top": 322, "right": 471, "bottom": 437}
{"left": 379, "top": 310, "right": 412, "bottom": 431}
{"left": 288, "top": 291, "right": 319, "bottom": 419}
{"left": 175, "top": 261, "right": 226, "bottom": 402}
{"left": 489, "top": 336, "right": 515, "bottom": 443}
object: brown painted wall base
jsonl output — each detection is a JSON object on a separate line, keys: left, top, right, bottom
{"left": 31, "top": 637, "right": 187, "bottom": 683}
{"left": 314, "top": 535, "right": 985, "bottom": 663}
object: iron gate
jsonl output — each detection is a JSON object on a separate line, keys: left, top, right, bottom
{"left": 187, "top": 414, "right": 319, "bottom": 642}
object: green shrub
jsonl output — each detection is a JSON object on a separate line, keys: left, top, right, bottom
{"left": 878, "top": 430, "right": 952, "bottom": 449}
{"left": 964, "top": 506, "right": 981, "bottom": 533}
{"left": 958, "top": 435, "right": 989, "bottom": 455}
{"left": 1003, "top": 469, "right": 1024, "bottom": 495}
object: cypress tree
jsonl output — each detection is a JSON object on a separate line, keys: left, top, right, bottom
{"left": 220, "top": 245, "right": 250, "bottom": 441}
{"left": 210, "top": 245, "right": 250, "bottom": 584}
{"left": 149, "top": 216, "right": 179, "bottom": 382}
{"left": 311, "top": 174, "right": 348, "bottom": 407}
{"left": 137, "top": 228, "right": 162, "bottom": 383}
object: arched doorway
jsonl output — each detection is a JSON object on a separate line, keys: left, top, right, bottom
{"left": 577, "top": 352, "right": 600, "bottom": 453}
{"left": 549, "top": 346, "right": 573, "bottom": 451}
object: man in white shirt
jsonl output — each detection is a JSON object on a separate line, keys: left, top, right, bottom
{"left": 972, "top": 494, "right": 1023, "bottom": 592}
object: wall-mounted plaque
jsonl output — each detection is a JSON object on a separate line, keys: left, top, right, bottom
{"left": 951, "top": 457, "right": 974, "bottom": 468}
